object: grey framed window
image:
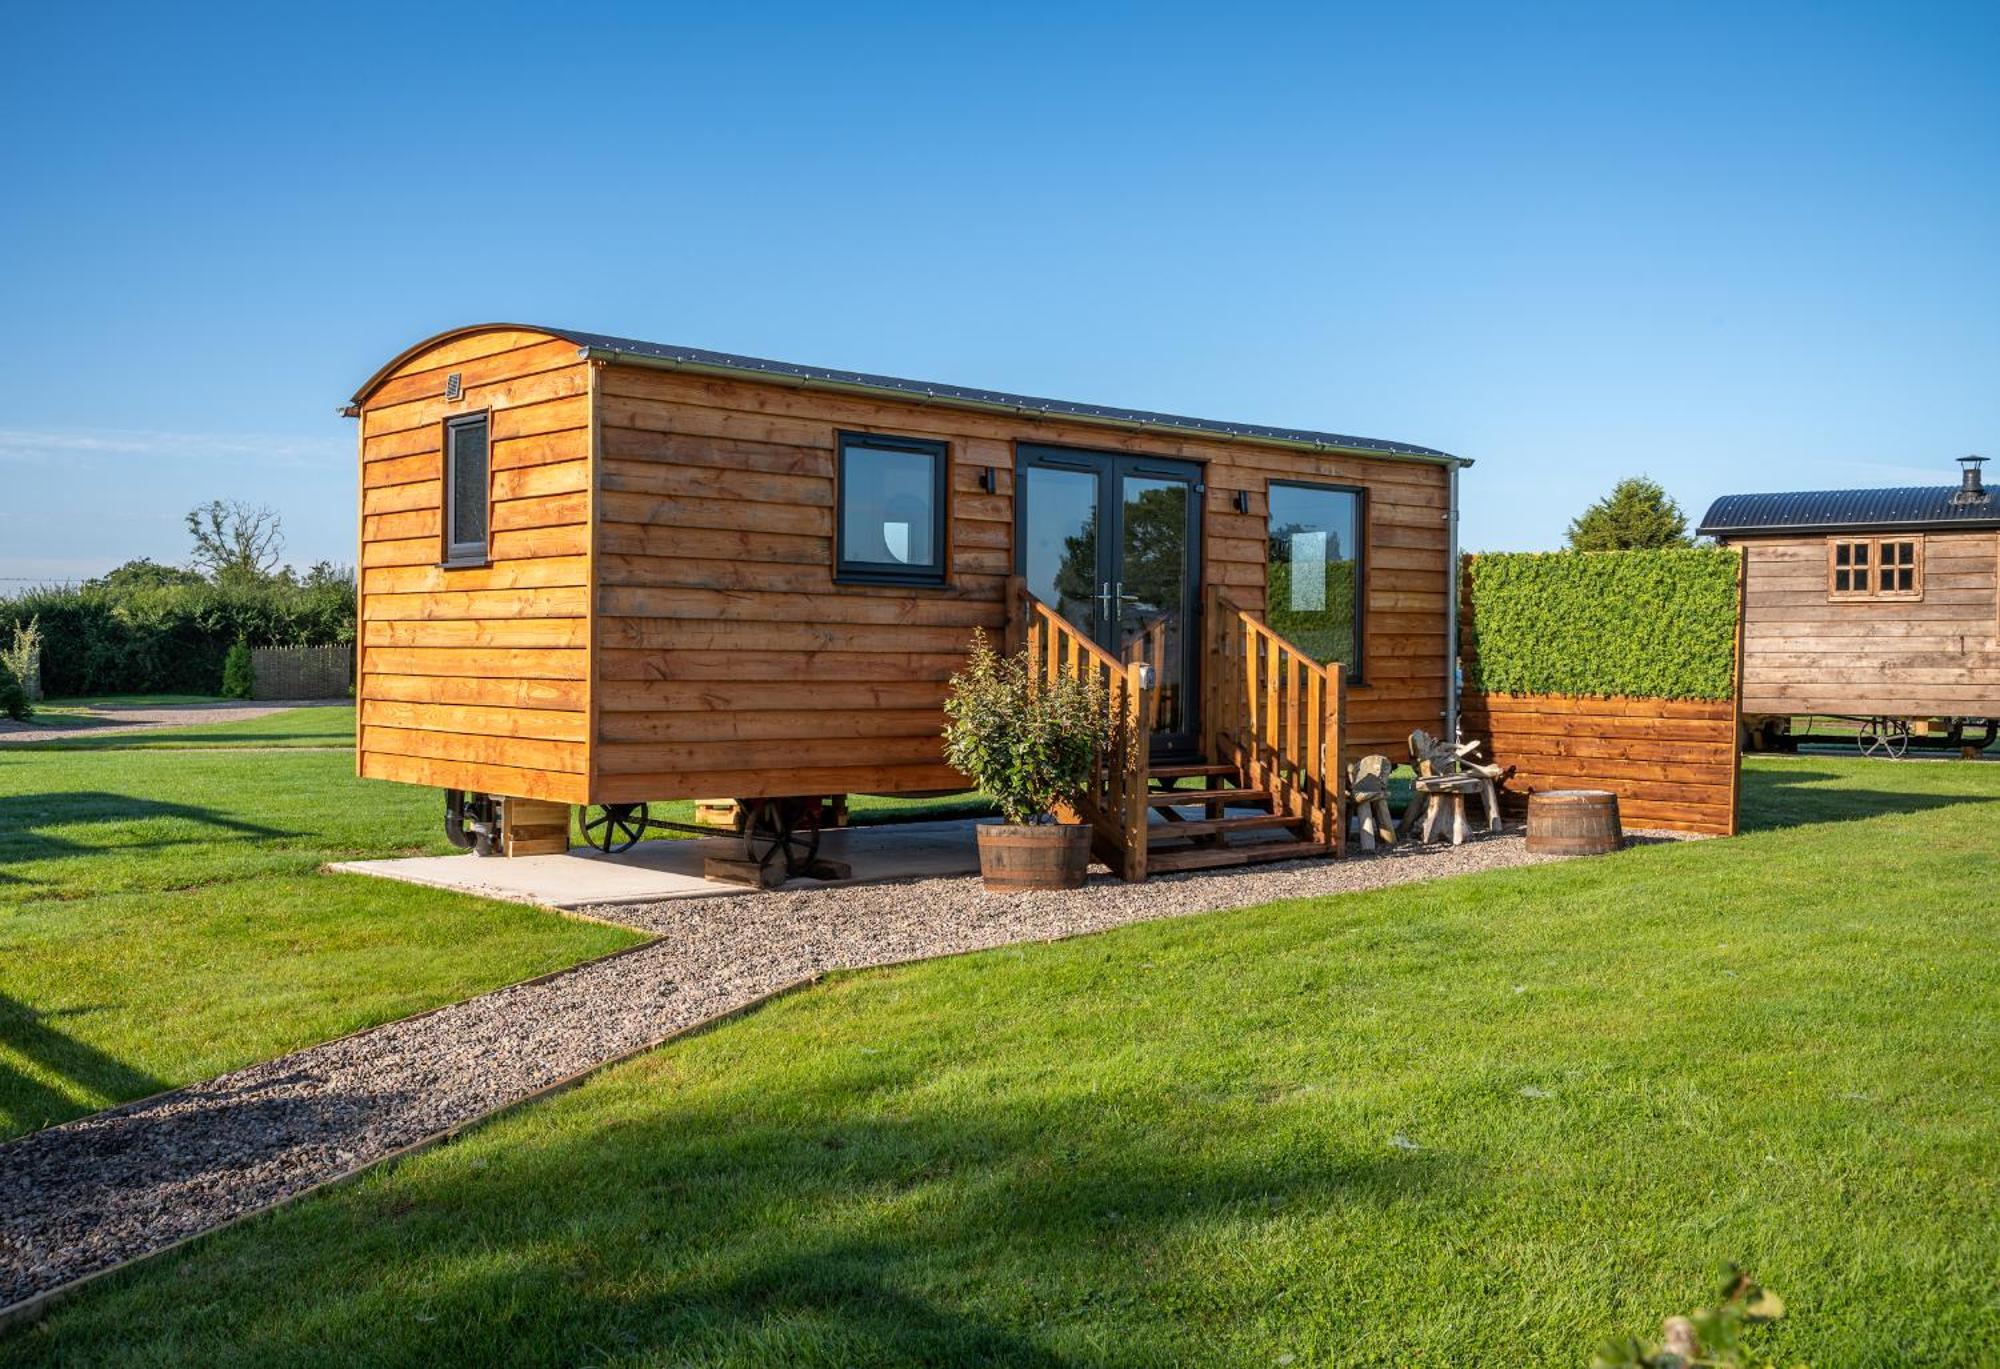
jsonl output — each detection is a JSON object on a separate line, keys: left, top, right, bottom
{"left": 835, "top": 431, "right": 948, "bottom": 585}
{"left": 443, "top": 411, "right": 490, "bottom": 565}
{"left": 1266, "top": 480, "right": 1365, "bottom": 680}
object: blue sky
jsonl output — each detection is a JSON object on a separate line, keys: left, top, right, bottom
{"left": 2, "top": 1, "right": 1994, "bottom": 582}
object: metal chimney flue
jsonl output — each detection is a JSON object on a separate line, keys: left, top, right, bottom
{"left": 1954, "top": 455, "right": 1988, "bottom": 505}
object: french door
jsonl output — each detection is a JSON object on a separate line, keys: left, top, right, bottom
{"left": 1015, "top": 445, "right": 1203, "bottom": 754}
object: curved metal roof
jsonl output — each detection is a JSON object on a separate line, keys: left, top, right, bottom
{"left": 347, "top": 323, "right": 1464, "bottom": 466}
{"left": 1700, "top": 484, "right": 2000, "bottom": 536}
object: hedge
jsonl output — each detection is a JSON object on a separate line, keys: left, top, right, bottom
{"left": 0, "top": 579, "right": 354, "bottom": 698}
{"left": 1462, "top": 548, "right": 1740, "bottom": 701}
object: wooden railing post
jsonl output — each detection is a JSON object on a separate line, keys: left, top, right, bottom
{"left": 1004, "top": 575, "right": 1028, "bottom": 657}
{"left": 1122, "top": 659, "right": 1152, "bottom": 881}
{"left": 1327, "top": 661, "right": 1348, "bottom": 858}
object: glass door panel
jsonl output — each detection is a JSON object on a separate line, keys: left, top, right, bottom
{"left": 1019, "top": 447, "right": 1203, "bottom": 755}
{"left": 1020, "top": 463, "right": 1102, "bottom": 637}
{"left": 1118, "top": 474, "right": 1191, "bottom": 742}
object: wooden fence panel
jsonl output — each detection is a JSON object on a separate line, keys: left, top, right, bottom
{"left": 250, "top": 645, "right": 354, "bottom": 700}
{"left": 1460, "top": 693, "right": 1739, "bottom": 836}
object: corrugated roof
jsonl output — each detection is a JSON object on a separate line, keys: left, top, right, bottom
{"left": 347, "top": 324, "right": 1463, "bottom": 465}
{"left": 1700, "top": 484, "right": 2000, "bottom": 536}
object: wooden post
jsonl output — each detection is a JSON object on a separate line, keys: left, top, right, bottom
{"left": 1004, "top": 574, "right": 1027, "bottom": 657}
{"left": 501, "top": 798, "right": 571, "bottom": 857}
{"left": 1122, "top": 659, "right": 1152, "bottom": 881}
{"left": 1201, "top": 584, "right": 1222, "bottom": 764}
{"left": 1327, "top": 662, "right": 1348, "bottom": 858}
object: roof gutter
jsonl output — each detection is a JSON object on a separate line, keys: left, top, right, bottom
{"left": 576, "top": 343, "right": 1474, "bottom": 470}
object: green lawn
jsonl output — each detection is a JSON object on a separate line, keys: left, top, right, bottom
{"left": 15, "top": 703, "right": 358, "bottom": 750}
{"left": 9, "top": 756, "right": 1995, "bottom": 1366}
{"left": 0, "top": 712, "right": 640, "bottom": 1139}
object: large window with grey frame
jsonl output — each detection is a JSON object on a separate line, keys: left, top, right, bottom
{"left": 1266, "top": 480, "right": 1364, "bottom": 679}
{"left": 442, "top": 411, "right": 490, "bottom": 566}
{"left": 835, "top": 431, "right": 949, "bottom": 585}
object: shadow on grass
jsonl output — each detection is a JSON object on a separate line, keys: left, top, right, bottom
{"left": 42, "top": 1087, "right": 1443, "bottom": 1364}
{"left": 0, "top": 993, "right": 168, "bottom": 1136}
{"left": 21, "top": 729, "right": 352, "bottom": 752}
{"left": 1739, "top": 765, "right": 2000, "bottom": 833}
{"left": 0, "top": 792, "right": 290, "bottom": 880}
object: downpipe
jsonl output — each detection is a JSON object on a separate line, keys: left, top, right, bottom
{"left": 443, "top": 790, "right": 501, "bottom": 856}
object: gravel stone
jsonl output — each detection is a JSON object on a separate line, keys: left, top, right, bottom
{"left": 0, "top": 824, "right": 1688, "bottom": 1311}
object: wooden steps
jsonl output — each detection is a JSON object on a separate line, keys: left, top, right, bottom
{"left": 1139, "top": 755, "right": 1334, "bottom": 874}
{"left": 1146, "top": 839, "right": 1334, "bottom": 872}
{"left": 1146, "top": 786, "right": 1267, "bottom": 808}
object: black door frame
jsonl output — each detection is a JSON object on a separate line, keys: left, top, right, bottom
{"left": 1014, "top": 443, "right": 1205, "bottom": 756}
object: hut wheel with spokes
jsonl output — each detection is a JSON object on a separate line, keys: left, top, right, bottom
{"left": 1857, "top": 718, "right": 1910, "bottom": 760}
{"left": 743, "top": 797, "right": 823, "bottom": 877}
{"left": 581, "top": 803, "right": 650, "bottom": 854}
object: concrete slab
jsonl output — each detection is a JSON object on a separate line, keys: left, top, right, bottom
{"left": 329, "top": 818, "right": 985, "bottom": 910}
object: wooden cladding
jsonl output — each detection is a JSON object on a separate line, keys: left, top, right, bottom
{"left": 1462, "top": 693, "right": 1740, "bottom": 837}
{"left": 355, "top": 329, "right": 594, "bottom": 803}
{"left": 1740, "top": 532, "right": 1998, "bottom": 717}
{"left": 354, "top": 324, "right": 1458, "bottom": 809}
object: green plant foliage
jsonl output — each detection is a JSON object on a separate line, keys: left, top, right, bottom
{"left": 0, "top": 566, "right": 353, "bottom": 696}
{"left": 943, "top": 631, "right": 1119, "bottom": 825}
{"left": 1593, "top": 1263, "right": 1786, "bottom": 1368}
{"left": 1464, "top": 548, "right": 1739, "bottom": 701}
{"left": 1567, "top": 476, "right": 1695, "bottom": 551}
{"left": 220, "top": 639, "right": 255, "bottom": 699}
{"left": 0, "top": 659, "right": 29, "bottom": 721}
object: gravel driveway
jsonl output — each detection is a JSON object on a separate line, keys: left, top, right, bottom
{"left": 0, "top": 827, "right": 1677, "bottom": 1316}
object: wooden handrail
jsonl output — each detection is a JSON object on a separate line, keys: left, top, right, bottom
{"left": 1009, "top": 578, "right": 1156, "bottom": 880}
{"left": 1201, "top": 586, "right": 1348, "bottom": 855}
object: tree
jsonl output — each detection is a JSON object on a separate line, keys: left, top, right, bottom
{"left": 186, "top": 499, "right": 284, "bottom": 582}
{"left": 1566, "top": 477, "right": 1692, "bottom": 551}
{"left": 86, "top": 558, "right": 207, "bottom": 593}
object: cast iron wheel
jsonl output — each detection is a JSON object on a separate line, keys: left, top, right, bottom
{"left": 743, "top": 797, "right": 823, "bottom": 878}
{"left": 581, "top": 803, "right": 650, "bottom": 854}
{"left": 1857, "top": 717, "right": 1911, "bottom": 760}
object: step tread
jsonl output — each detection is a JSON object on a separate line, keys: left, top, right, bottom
{"left": 1150, "top": 762, "right": 1240, "bottom": 780}
{"left": 1145, "top": 840, "right": 1335, "bottom": 873}
{"left": 1146, "top": 786, "right": 1268, "bottom": 807}
{"left": 1148, "top": 813, "right": 1307, "bottom": 840}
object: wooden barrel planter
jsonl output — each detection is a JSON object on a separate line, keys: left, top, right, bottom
{"left": 1525, "top": 789, "right": 1623, "bottom": 855}
{"left": 975, "top": 822, "right": 1093, "bottom": 892}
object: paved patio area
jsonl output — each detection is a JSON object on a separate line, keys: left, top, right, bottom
{"left": 330, "top": 818, "right": 987, "bottom": 908}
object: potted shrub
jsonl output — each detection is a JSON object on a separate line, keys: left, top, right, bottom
{"left": 944, "top": 630, "right": 1119, "bottom": 892}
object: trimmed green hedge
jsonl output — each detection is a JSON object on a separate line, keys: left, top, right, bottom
{"left": 0, "top": 579, "right": 353, "bottom": 698}
{"left": 1463, "top": 548, "right": 1739, "bottom": 701}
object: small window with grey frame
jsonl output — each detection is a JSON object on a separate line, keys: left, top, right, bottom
{"left": 443, "top": 412, "right": 490, "bottom": 565}
{"left": 835, "top": 430, "right": 949, "bottom": 585}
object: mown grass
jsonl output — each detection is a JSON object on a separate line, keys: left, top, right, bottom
{"left": 10, "top": 757, "right": 1996, "bottom": 1366}
{"left": 0, "top": 717, "right": 640, "bottom": 1139}
{"left": 14, "top": 703, "right": 358, "bottom": 750}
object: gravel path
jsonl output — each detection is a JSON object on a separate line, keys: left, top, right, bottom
{"left": 0, "top": 826, "right": 1681, "bottom": 1313}
{"left": 0, "top": 699, "right": 345, "bottom": 742}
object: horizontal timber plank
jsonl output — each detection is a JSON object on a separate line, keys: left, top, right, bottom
{"left": 364, "top": 587, "right": 589, "bottom": 622}
{"left": 363, "top": 557, "right": 590, "bottom": 595}
{"left": 598, "top": 586, "right": 1005, "bottom": 628}
{"left": 363, "top": 673, "right": 588, "bottom": 711}
{"left": 595, "top": 735, "right": 944, "bottom": 775}
{"left": 363, "top": 618, "right": 589, "bottom": 649}
{"left": 598, "top": 707, "right": 943, "bottom": 745}
{"left": 593, "top": 765, "right": 966, "bottom": 805}
{"left": 599, "top": 647, "right": 966, "bottom": 683}
{"left": 361, "top": 750, "right": 587, "bottom": 805}
{"left": 361, "top": 699, "right": 588, "bottom": 743}
{"left": 596, "top": 680, "right": 949, "bottom": 713}
{"left": 600, "top": 619, "right": 980, "bottom": 654}
{"left": 361, "top": 646, "right": 585, "bottom": 680}
{"left": 364, "top": 724, "right": 584, "bottom": 774}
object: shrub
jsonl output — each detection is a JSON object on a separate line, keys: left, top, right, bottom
{"left": 220, "top": 639, "right": 255, "bottom": 699}
{"left": 1463, "top": 548, "right": 1739, "bottom": 701}
{"left": 0, "top": 616, "right": 41, "bottom": 701}
{"left": 0, "top": 659, "right": 29, "bottom": 721}
{"left": 943, "top": 631, "right": 1119, "bottom": 825}
{"left": 0, "top": 568, "right": 353, "bottom": 696}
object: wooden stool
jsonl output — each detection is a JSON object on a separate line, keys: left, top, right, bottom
{"left": 1347, "top": 754, "right": 1397, "bottom": 851}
